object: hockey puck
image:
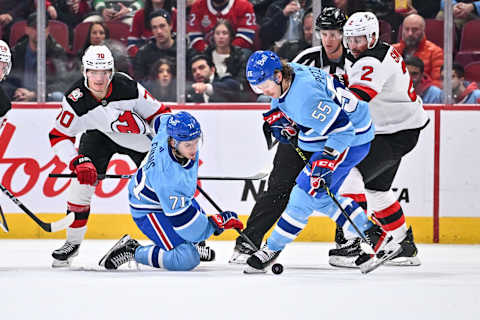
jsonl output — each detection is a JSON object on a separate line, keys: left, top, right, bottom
{"left": 271, "top": 263, "right": 284, "bottom": 275}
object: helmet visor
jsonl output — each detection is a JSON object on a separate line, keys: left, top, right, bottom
{"left": 249, "top": 78, "right": 277, "bottom": 95}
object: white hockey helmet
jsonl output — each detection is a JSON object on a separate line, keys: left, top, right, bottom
{"left": 82, "top": 45, "right": 115, "bottom": 88}
{"left": 0, "top": 40, "right": 12, "bottom": 81}
{"left": 343, "top": 11, "right": 379, "bottom": 50}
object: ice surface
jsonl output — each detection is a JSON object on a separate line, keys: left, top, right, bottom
{"left": 1, "top": 240, "right": 479, "bottom": 320}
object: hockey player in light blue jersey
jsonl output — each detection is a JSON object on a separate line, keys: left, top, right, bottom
{"left": 244, "top": 51, "right": 401, "bottom": 273}
{"left": 99, "top": 111, "right": 244, "bottom": 271}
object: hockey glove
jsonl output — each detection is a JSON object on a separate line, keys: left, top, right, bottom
{"left": 209, "top": 211, "right": 244, "bottom": 236}
{"left": 263, "top": 108, "right": 297, "bottom": 144}
{"left": 310, "top": 148, "right": 338, "bottom": 190}
{"left": 69, "top": 155, "right": 98, "bottom": 186}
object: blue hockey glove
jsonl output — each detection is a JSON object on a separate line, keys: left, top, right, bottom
{"left": 263, "top": 108, "right": 297, "bottom": 144}
{"left": 209, "top": 211, "right": 244, "bottom": 236}
{"left": 310, "top": 148, "right": 338, "bottom": 190}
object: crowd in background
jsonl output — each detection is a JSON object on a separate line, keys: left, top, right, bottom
{"left": 0, "top": 0, "right": 479, "bottom": 103}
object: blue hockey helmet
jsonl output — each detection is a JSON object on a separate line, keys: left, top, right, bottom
{"left": 167, "top": 111, "right": 202, "bottom": 143}
{"left": 246, "top": 51, "right": 282, "bottom": 92}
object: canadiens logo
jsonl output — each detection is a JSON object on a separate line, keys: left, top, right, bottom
{"left": 201, "top": 15, "right": 212, "bottom": 28}
{"left": 68, "top": 88, "right": 83, "bottom": 102}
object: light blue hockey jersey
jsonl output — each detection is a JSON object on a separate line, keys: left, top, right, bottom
{"left": 271, "top": 62, "right": 374, "bottom": 153}
{"left": 127, "top": 114, "right": 215, "bottom": 242}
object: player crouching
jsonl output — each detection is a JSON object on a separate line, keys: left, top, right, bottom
{"left": 99, "top": 112, "right": 243, "bottom": 271}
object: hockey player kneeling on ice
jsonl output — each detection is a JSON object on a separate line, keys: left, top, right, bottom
{"left": 99, "top": 112, "right": 243, "bottom": 271}
{"left": 49, "top": 45, "right": 171, "bottom": 267}
{"left": 243, "top": 51, "right": 401, "bottom": 273}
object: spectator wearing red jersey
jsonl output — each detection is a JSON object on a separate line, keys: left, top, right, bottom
{"left": 128, "top": 0, "right": 177, "bottom": 56}
{"left": 187, "top": 0, "right": 257, "bottom": 53}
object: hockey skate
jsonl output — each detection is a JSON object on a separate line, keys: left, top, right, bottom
{"left": 195, "top": 241, "right": 215, "bottom": 262}
{"left": 98, "top": 234, "right": 140, "bottom": 270}
{"left": 244, "top": 243, "right": 280, "bottom": 274}
{"left": 384, "top": 226, "right": 421, "bottom": 266}
{"left": 229, "top": 240, "right": 256, "bottom": 264}
{"left": 51, "top": 241, "right": 80, "bottom": 268}
{"left": 328, "top": 237, "right": 362, "bottom": 268}
{"left": 355, "top": 224, "right": 402, "bottom": 274}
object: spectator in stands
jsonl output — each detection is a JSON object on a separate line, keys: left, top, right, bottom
{"left": 333, "top": 0, "right": 366, "bottom": 16}
{"left": 186, "top": 54, "right": 241, "bottom": 102}
{"left": 393, "top": 13, "right": 443, "bottom": 87}
{"left": 277, "top": 10, "right": 313, "bottom": 60}
{"left": 203, "top": 19, "right": 252, "bottom": 100}
{"left": 84, "top": 0, "right": 143, "bottom": 26}
{"left": 142, "top": 57, "right": 176, "bottom": 101}
{"left": 53, "top": 0, "right": 92, "bottom": 32}
{"left": 259, "top": 0, "right": 312, "bottom": 51}
{"left": 437, "top": 1, "right": 480, "bottom": 28}
{"left": 0, "top": 1, "right": 39, "bottom": 43}
{"left": 410, "top": 0, "right": 440, "bottom": 18}
{"left": 187, "top": 0, "right": 257, "bottom": 52}
{"left": 441, "top": 63, "right": 480, "bottom": 104}
{"left": 405, "top": 56, "right": 443, "bottom": 104}
{"left": 79, "top": 22, "right": 110, "bottom": 57}
{"left": 5, "top": 12, "right": 68, "bottom": 102}
{"left": 129, "top": 0, "right": 177, "bottom": 55}
{"left": 133, "top": 9, "right": 176, "bottom": 81}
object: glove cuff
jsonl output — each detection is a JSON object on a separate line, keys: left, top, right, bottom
{"left": 69, "top": 155, "right": 92, "bottom": 171}
{"left": 322, "top": 147, "right": 339, "bottom": 159}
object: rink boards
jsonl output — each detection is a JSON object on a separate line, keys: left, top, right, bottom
{"left": 0, "top": 103, "right": 479, "bottom": 243}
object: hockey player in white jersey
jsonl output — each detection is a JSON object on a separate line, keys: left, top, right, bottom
{"left": 48, "top": 45, "right": 172, "bottom": 267}
{"left": 98, "top": 112, "right": 244, "bottom": 271}
{"left": 0, "top": 40, "right": 12, "bottom": 130}
{"left": 243, "top": 50, "right": 402, "bottom": 274}
{"left": 329, "top": 12, "right": 429, "bottom": 268}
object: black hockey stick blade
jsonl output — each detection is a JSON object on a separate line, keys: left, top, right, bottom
{"left": 49, "top": 172, "right": 269, "bottom": 181}
{"left": 0, "top": 204, "right": 9, "bottom": 232}
{"left": 0, "top": 183, "right": 74, "bottom": 232}
{"left": 195, "top": 185, "right": 258, "bottom": 251}
{"left": 360, "top": 246, "right": 403, "bottom": 274}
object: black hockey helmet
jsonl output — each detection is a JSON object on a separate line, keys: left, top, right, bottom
{"left": 315, "top": 7, "right": 347, "bottom": 31}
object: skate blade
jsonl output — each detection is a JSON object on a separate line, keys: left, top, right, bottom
{"left": 243, "top": 265, "right": 267, "bottom": 274}
{"left": 360, "top": 246, "right": 403, "bottom": 274}
{"left": 229, "top": 251, "right": 250, "bottom": 265}
{"left": 51, "top": 250, "right": 79, "bottom": 268}
{"left": 328, "top": 256, "right": 359, "bottom": 269}
{"left": 385, "top": 256, "right": 421, "bottom": 266}
{"left": 98, "top": 234, "right": 131, "bottom": 267}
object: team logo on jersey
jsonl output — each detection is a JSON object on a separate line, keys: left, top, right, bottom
{"left": 68, "top": 88, "right": 83, "bottom": 102}
{"left": 111, "top": 111, "right": 147, "bottom": 134}
{"left": 201, "top": 15, "right": 212, "bottom": 28}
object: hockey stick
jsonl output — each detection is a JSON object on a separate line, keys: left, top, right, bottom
{"left": 286, "top": 139, "right": 376, "bottom": 255}
{"left": 0, "top": 183, "right": 75, "bottom": 232}
{"left": 49, "top": 172, "right": 268, "bottom": 181}
{"left": 0, "top": 204, "right": 9, "bottom": 232}
{"left": 196, "top": 185, "right": 259, "bottom": 251}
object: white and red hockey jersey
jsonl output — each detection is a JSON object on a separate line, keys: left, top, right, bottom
{"left": 49, "top": 73, "right": 171, "bottom": 165}
{"left": 346, "top": 42, "right": 429, "bottom": 134}
{"left": 187, "top": 0, "right": 257, "bottom": 52}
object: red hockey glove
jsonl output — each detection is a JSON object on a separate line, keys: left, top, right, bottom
{"left": 209, "top": 211, "right": 244, "bottom": 236}
{"left": 263, "top": 108, "right": 297, "bottom": 144}
{"left": 69, "top": 155, "right": 97, "bottom": 186}
{"left": 310, "top": 149, "right": 338, "bottom": 190}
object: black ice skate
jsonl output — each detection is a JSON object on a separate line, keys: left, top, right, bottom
{"left": 51, "top": 241, "right": 80, "bottom": 268}
{"left": 244, "top": 244, "right": 280, "bottom": 274}
{"left": 328, "top": 237, "right": 362, "bottom": 268}
{"left": 98, "top": 234, "right": 140, "bottom": 270}
{"left": 229, "top": 240, "right": 256, "bottom": 264}
{"left": 355, "top": 224, "right": 402, "bottom": 274}
{"left": 385, "top": 226, "right": 421, "bottom": 266}
{"left": 195, "top": 241, "right": 215, "bottom": 262}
